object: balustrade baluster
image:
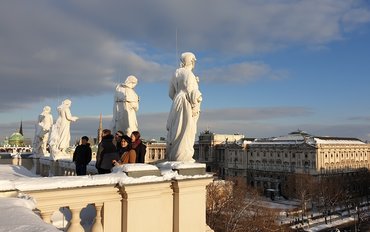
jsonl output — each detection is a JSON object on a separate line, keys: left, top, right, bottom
{"left": 91, "top": 203, "right": 104, "bottom": 232}
{"left": 67, "top": 207, "right": 84, "bottom": 232}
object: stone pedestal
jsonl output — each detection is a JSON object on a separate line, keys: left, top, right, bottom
{"left": 124, "top": 169, "right": 161, "bottom": 178}
{"left": 174, "top": 167, "right": 206, "bottom": 176}
{"left": 172, "top": 177, "right": 213, "bottom": 232}
{"left": 113, "top": 164, "right": 161, "bottom": 178}
{"left": 120, "top": 181, "right": 173, "bottom": 232}
{"left": 157, "top": 161, "right": 207, "bottom": 176}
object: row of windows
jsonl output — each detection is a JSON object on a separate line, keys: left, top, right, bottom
{"left": 248, "top": 173, "right": 286, "bottom": 181}
{"left": 248, "top": 160, "right": 316, "bottom": 168}
{"left": 323, "top": 152, "right": 367, "bottom": 159}
{"left": 324, "top": 162, "right": 368, "bottom": 166}
{"left": 249, "top": 152, "right": 315, "bottom": 159}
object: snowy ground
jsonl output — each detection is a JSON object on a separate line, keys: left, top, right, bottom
{"left": 0, "top": 197, "right": 61, "bottom": 232}
{"left": 0, "top": 165, "right": 60, "bottom": 232}
{"left": 259, "top": 196, "right": 300, "bottom": 211}
{"left": 258, "top": 197, "right": 370, "bottom": 232}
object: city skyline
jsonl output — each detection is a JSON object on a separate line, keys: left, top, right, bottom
{"left": 1, "top": 1, "right": 370, "bottom": 142}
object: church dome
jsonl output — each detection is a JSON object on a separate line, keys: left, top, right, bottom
{"left": 8, "top": 132, "right": 24, "bottom": 146}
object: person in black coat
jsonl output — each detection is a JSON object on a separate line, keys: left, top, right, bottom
{"left": 131, "top": 131, "right": 147, "bottom": 163}
{"left": 73, "top": 136, "right": 92, "bottom": 175}
{"left": 96, "top": 129, "right": 117, "bottom": 174}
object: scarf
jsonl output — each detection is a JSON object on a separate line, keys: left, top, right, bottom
{"left": 132, "top": 139, "right": 141, "bottom": 149}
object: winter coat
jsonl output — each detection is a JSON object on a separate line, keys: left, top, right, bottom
{"left": 119, "top": 149, "right": 137, "bottom": 164}
{"left": 133, "top": 140, "right": 147, "bottom": 163}
{"left": 73, "top": 143, "right": 92, "bottom": 166}
{"left": 96, "top": 135, "right": 116, "bottom": 169}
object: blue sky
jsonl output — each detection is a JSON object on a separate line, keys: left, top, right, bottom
{"left": 1, "top": 0, "right": 370, "bottom": 142}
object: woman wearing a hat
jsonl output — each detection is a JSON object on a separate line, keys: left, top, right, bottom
{"left": 113, "top": 135, "right": 136, "bottom": 165}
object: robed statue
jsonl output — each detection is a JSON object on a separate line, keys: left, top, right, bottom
{"left": 49, "top": 99, "right": 78, "bottom": 159}
{"left": 166, "top": 52, "right": 202, "bottom": 162}
{"left": 32, "top": 106, "right": 53, "bottom": 157}
{"left": 111, "top": 75, "right": 139, "bottom": 136}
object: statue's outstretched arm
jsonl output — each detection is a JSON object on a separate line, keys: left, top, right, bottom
{"left": 65, "top": 108, "right": 78, "bottom": 122}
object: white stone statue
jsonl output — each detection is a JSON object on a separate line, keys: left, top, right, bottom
{"left": 111, "top": 75, "right": 139, "bottom": 136}
{"left": 32, "top": 106, "right": 53, "bottom": 157}
{"left": 49, "top": 99, "right": 78, "bottom": 159}
{"left": 166, "top": 52, "right": 202, "bottom": 162}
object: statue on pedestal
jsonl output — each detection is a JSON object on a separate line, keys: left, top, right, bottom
{"left": 49, "top": 99, "right": 78, "bottom": 159}
{"left": 166, "top": 52, "right": 202, "bottom": 162}
{"left": 32, "top": 106, "right": 53, "bottom": 157}
{"left": 111, "top": 75, "right": 139, "bottom": 136}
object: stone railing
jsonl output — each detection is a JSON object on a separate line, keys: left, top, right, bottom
{"left": 2, "top": 156, "right": 214, "bottom": 232}
{"left": 25, "top": 184, "right": 120, "bottom": 232}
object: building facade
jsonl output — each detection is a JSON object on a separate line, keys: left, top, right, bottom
{"left": 194, "top": 130, "right": 245, "bottom": 173}
{"left": 246, "top": 131, "right": 370, "bottom": 195}
{"left": 145, "top": 140, "right": 167, "bottom": 164}
{"left": 195, "top": 130, "right": 370, "bottom": 198}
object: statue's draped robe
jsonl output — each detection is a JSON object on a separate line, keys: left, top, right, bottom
{"left": 32, "top": 114, "right": 45, "bottom": 156}
{"left": 33, "top": 111, "right": 53, "bottom": 157}
{"left": 166, "top": 67, "right": 202, "bottom": 162}
{"left": 111, "top": 84, "right": 139, "bottom": 136}
{"left": 49, "top": 105, "right": 75, "bottom": 151}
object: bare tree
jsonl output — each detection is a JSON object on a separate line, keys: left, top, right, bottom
{"left": 294, "top": 174, "right": 314, "bottom": 222}
{"left": 206, "top": 177, "right": 282, "bottom": 232}
{"left": 206, "top": 179, "right": 234, "bottom": 230}
{"left": 313, "top": 175, "right": 344, "bottom": 224}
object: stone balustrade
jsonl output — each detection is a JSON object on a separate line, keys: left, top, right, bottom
{"left": 25, "top": 184, "right": 121, "bottom": 232}
{"left": 2, "top": 156, "right": 214, "bottom": 232}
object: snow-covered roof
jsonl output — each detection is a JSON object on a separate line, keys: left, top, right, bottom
{"left": 250, "top": 131, "right": 366, "bottom": 146}
{"left": 314, "top": 137, "right": 365, "bottom": 145}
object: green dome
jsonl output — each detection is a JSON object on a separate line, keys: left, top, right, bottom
{"left": 8, "top": 132, "right": 24, "bottom": 146}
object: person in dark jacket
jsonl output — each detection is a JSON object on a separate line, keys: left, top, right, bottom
{"left": 95, "top": 129, "right": 117, "bottom": 174}
{"left": 131, "top": 131, "right": 147, "bottom": 163}
{"left": 73, "top": 136, "right": 92, "bottom": 175}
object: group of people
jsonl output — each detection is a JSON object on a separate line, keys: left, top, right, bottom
{"left": 72, "top": 129, "right": 146, "bottom": 175}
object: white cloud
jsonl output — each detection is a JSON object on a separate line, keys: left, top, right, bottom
{"left": 342, "top": 8, "right": 370, "bottom": 31}
{"left": 202, "top": 62, "right": 289, "bottom": 83}
{"left": 102, "top": 0, "right": 369, "bottom": 53}
{"left": 0, "top": 0, "right": 369, "bottom": 113}
{"left": 0, "top": 1, "right": 172, "bottom": 112}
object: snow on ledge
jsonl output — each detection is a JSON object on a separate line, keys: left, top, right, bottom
{"left": 0, "top": 164, "right": 212, "bottom": 192}
{"left": 0, "top": 165, "right": 38, "bottom": 191}
{"left": 156, "top": 161, "right": 206, "bottom": 170}
{"left": 112, "top": 163, "right": 159, "bottom": 173}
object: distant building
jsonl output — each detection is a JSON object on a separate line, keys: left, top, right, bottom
{"left": 195, "top": 130, "right": 370, "bottom": 198}
{"left": 4, "top": 121, "right": 26, "bottom": 147}
{"left": 145, "top": 140, "right": 166, "bottom": 163}
{"left": 194, "top": 130, "right": 246, "bottom": 173}
{"left": 246, "top": 130, "right": 369, "bottom": 194}
{"left": 8, "top": 132, "right": 25, "bottom": 147}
